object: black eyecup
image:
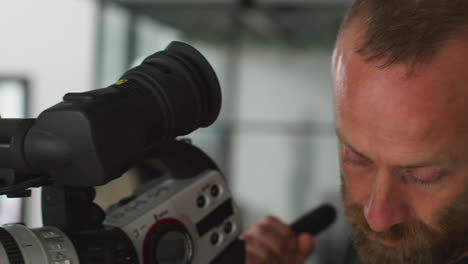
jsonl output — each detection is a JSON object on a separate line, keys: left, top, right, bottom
{"left": 165, "top": 41, "right": 222, "bottom": 127}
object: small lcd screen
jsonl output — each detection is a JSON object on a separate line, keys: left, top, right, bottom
{"left": 196, "top": 199, "right": 234, "bottom": 236}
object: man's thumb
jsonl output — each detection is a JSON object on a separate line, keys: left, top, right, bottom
{"left": 297, "top": 233, "right": 315, "bottom": 259}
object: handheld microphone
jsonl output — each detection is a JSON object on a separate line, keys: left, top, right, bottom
{"left": 212, "top": 204, "right": 337, "bottom": 264}
{"left": 290, "top": 204, "right": 337, "bottom": 235}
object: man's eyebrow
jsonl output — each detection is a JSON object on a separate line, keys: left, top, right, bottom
{"left": 335, "top": 128, "right": 371, "bottom": 160}
{"left": 335, "top": 128, "right": 453, "bottom": 169}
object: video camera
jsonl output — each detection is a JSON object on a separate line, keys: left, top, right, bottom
{"left": 0, "top": 41, "right": 336, "bottom": 264}
{"left": 0, "top": 41, "right": 245, "bottom": 264}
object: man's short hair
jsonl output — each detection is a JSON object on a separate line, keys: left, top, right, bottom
{"left": 340, "top": 0, "right": 468, "bottom": 68}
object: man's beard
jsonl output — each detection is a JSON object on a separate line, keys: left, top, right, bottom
{"left": 341, "top": 176, "right": 468, "bottom": 264}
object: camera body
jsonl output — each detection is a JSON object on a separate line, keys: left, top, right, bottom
{"left": 105, "top": 170, "right": 242, "bottom": 264}
{"left": 0, "top": 42, "right": 249, "bottom": 264}
{"left": 0, "top": 169, "right": 242, "bottom": 264}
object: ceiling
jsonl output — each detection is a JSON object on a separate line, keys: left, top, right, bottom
{"left": 105, "top": 0, "right": 352, "bottom": 47}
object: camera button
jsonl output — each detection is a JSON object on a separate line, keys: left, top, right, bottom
{"left": 224, "top": 222, "right": 233, "bottom": 234}
{"left": 210, "top": 185, "right": 220, "bottom": 198}
{"left": 196, "top": 195, "right": 207, "bottom": 208}
{"left": 210, "top": 232, "right": 220, "bottom": 245}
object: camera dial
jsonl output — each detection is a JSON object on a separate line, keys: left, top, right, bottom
{"left": 144, "top": 218, "right": 193, "bottom": 264}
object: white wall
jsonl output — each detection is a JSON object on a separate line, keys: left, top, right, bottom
{"left": 0, "top": 0, "right": 97, "bottom": 226}
{"left": 228, "top": 45, "right": 351, "bottom": 263}
{"left": 0, "top": 0, "right": 97, "bottom": 116}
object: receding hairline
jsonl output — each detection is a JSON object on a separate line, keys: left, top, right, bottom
{"left": 336, "top": 0, "right": 468, "bottom": 70}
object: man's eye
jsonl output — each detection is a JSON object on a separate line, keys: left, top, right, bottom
{"left": 403, "top": 168, "right": 446, "bottom": 184}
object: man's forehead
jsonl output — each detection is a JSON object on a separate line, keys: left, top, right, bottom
{"left": 333, "top": 26, "right": 468, "bottom": 132}
{"left": 331, "top": 28, "right": 468, "bottom": 164}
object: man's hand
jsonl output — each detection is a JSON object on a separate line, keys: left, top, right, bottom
{"left": 240, "top": 216, "right": 315, "bottom": 264}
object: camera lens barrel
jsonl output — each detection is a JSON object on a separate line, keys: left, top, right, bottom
{"left": 0, "top": 225, "right": 79, "bottom": 264}
{"left": 0, "top": 225, "right": 138, "bottom": 264}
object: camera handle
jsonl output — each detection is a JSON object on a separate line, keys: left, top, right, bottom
{"left": 42, "top": 185, "right": 105, "bottom": 232}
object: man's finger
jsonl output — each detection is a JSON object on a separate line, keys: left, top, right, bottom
{"left": 263, "top": 216, "right": 297, "bottom": 241}
{"left": 243, "top": 233, "right": 281, "bottom": 263}
{"left": 296, "top": 233, "right": 315, "bottom": 262}
{"left": 251, "top": 218, "right": 297, "bottom": 254}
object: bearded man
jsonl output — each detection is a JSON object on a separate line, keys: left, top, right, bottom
{"left": 241, "top": 0, "right": 468, "bottom": 263}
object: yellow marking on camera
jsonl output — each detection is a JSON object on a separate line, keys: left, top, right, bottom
{"left": 115, "top": 79, "right": 128, "bottom": 85}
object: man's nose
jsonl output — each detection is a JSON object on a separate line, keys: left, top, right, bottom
{"left": 364, "top": 169, "right": 409, "bottom": 232}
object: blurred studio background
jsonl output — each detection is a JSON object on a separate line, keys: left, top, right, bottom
{"left": 0, "top": 0, "right": 352, "bottom": 263}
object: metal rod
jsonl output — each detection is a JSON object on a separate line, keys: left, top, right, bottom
{"left": 0, "top": 119, "right": 22, "bottom": 168}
